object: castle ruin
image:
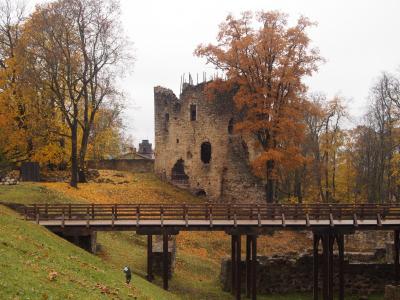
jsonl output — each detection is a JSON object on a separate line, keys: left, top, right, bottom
{"left": 154, "top": 82, "right": 266, "bottom": 203}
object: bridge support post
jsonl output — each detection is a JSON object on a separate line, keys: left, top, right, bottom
{"left": 322, "top": 232, "right": 330, "bottom": 300}
{"left": 328, "top": 233, "right": 334, "bottom": 300}
{"left": 318, "top": 231, "right": 345, "bottom": 300}
{"left": 231, "top": 234, "right": 237, "bottom": 294}
{"left": 251, "top": 235, "right": 257, "bottom": 300}
{"left": 147, "top": 235, "right": 154, "bottom": 282}
{"left": 246, "top": 235, "right": 251, "bottom": 298}
{"left": 337, "top": 233, "right": 345, "bottom": 300}
{"left": 162, "top": 232, "right": 169, "bottom": 290}
{"left": 313, "top": 233, "right": 320, "bottom": 300}
{"left": 236, "top": 234, "right": 242, "bottom": 300}
{"left": 395, "top": 230, "right": 400, "bottom": 282}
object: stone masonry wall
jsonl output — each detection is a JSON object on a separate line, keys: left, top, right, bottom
{"left": 154, "top": 83, "right": 265, "bottom": 203}
{"left": 221, "top": 254, "right": 396, "bottom": 295}
{"left": 87, "top": 159, "right": 154, "bottom": 173}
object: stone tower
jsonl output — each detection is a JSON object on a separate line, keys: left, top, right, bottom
{"left": 154, "top": 82, "right": 265, "bottom": 203}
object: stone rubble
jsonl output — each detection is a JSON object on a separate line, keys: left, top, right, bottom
{"left": 0, "top": 176, "right": 19, "bottom": 185}
{"left": 385, "top": 285, "right": 400, "bottom": 300}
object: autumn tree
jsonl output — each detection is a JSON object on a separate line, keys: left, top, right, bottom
{"left": 20, "top": 0, "right": 132, "bottom": 187}
{"left": 0, "top": 0, "right": 28, "bottom": 162}
{"left": 351, "top": 72, "right": 400, "bottom": 203}
{"left": 196, "top": 11, "right": 323, "bottom": 202}
{"left": 86, "top": 102, "right": 127, "bottom": 160}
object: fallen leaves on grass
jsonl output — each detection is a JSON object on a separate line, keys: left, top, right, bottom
{"left": 48, "top": 271, "right": 58, "bottom": 281}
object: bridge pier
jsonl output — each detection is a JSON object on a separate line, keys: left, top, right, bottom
{"left": 236, "top": 234, "right": 241, "bottom": 300}
{"left": 395, "top": 230, "right": 400, "bottom": 283}
{"left": 163, "top": 232, "right": 169, "bottom": 290}
{"left": 313, "top": 233, "right": 320, "bottom": 300}
{"left": 313, "top": 231, "right": 345, "bottom": 300}
{"left": 250, "top": 235, "right": 257, "bottom": 300}
{"left": 230, "top": 234, "right": 243, "bottom": 299}
{"left": 246, "top": 235, "right": 251, "bottom": 298}
{"left": 230, "top": 234, "right": 242, "bottom": 299}
{"left": 231, "top": 234, "right": 237, "bottom": 295}
{"left": 230, "top": 234, "right": 258, "bottom": 300}
{"left": 146, "top": 235, "right": 154, "bottom": 282}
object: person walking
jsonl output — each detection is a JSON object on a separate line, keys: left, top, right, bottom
{"left": 123, "top": 266, "right": 132, "bottom": 284}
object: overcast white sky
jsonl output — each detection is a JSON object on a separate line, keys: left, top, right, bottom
{"left": 30, "top": 0, "right": 400, "bottom": 147}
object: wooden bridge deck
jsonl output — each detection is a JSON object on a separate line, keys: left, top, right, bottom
{"left": 20, "top": 202, "right": 400, "bottom": 231}
{"left": 34, "top": 218, "right": 400, "bottom": 229}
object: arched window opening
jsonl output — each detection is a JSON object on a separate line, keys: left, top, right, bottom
{"left": 201, "top": 142, "right": 212, "bottom": 164}
{"left": 171, "top": 159, "right": 189, "bottom": 181}
{"left": 228, "top": 118, "right": 234, "bottom": 134}
{"left": 195, "top": 189, "right": 207, "bottom": 197}
{"left": 190, "top": 104, "right": 197, "bottom": 121}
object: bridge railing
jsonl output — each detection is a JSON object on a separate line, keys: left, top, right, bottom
{"left": 21, "top": 203, "right": 400, "bottom": 222}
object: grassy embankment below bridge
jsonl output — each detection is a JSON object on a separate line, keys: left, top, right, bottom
{"left": 0, "top": 171, "right": 383, "bottom": 299}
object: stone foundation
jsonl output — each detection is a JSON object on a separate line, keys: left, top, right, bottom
{"left": 220, "top": 254, "right": 396, "bottom": 295}
{"left": 385, "top": 285, "right": 400, "bottom": 300}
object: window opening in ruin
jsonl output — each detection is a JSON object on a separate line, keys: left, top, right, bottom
{"left": 187, "top": 151, "right": 192, "bottom": 159}
{"left": 171, "top": 159, "right": 189, "bottom": 181}
{"left": 195, "top": 189, "right": 207, "bottom": 197}
{"left": 228, "top": 118, "right": 234, "bottom": 134}
{"left": 201, "top": 142, "right": 212, "bottom": 164}
{"left": 176, "top": 139, "right": 179, "bottom": 144}
{"left": 190, "top": 104, "right": 197, "bottom": 121}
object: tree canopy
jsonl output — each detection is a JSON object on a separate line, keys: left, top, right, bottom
{"left": 196, "top": 11, "right": 323, "bottom": 202}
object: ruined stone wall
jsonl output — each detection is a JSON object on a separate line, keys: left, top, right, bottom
{"left": 345, "top": 230, "right": 393, "bottom": 252}
{"left": 87, "top": 159, "right": 154, "bottom": 173}
{"left": 154, "top": 84, "right": 265, "bottom": 203}
{"left": 221, "top": 254, "right": 395, "bottom": 295}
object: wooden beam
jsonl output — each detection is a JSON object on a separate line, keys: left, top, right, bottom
{"left": 322, "top": 234, "right": 329, "bottom": 300}
{"left": 251, "top": 235, "right": 257, "bottom": 300}
{"left": 328, "top": 234, "right": 334, "bottom": 300}
{"left": 246, "top": 235, "right": 251, "bottom": 298}
{"left": 313, "top": 233, "right": 319, "bottom": 300}
{"left": 337, "top": 234, "right": 345, "bottom": 300}
{"left": 163, "top": 232, "right": 169, "bottom": 290}
{"left": 147, "top": 235, "right": 154, "bottom": 282}
{"left": 231, "top": 235, "right": 237, "bottom": 294}
{"left": 236, "top": 234, "right": 241, "bottom": 300}
{"left": 395, "top": 230, "right": 400, "bottom": 282}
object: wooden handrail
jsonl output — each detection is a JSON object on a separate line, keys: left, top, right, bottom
{"left": 21, "top": 203, "right": 400, "bottom": 222}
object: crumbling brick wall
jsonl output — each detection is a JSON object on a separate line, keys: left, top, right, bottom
{"left": 154, "top": 83, "right": 265, "bottom": 203}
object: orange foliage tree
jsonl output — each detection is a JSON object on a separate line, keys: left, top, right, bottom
{"left": 195, "top": 11, "right": 323, "bottom": 202}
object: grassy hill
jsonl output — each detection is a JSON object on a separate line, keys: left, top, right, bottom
{"left": 0, "top": 204, "right": 176, "bottom": 300}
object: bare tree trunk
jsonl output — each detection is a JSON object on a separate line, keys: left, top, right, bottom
{"left": 266, "top": 160, "right": 275, "bottom": 203}
{"left": 332, "top": 149, "right": 336, "bottom": 199}
{"left": 70, "top": 122, "right": 78, "bottom": 188}
{"left": 78, "top": 129, "right": 90, "bottom": 183}
{"left": 294, "top": 168, "right": 302, "bottom": 203}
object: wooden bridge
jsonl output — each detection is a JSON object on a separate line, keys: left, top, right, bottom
{"left": 18, "top": 202, "right": 400, "bottom": 300}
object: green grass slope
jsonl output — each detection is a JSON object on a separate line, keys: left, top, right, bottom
{"left": 0, "top": 193, "right": 176, "bottom": 299}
